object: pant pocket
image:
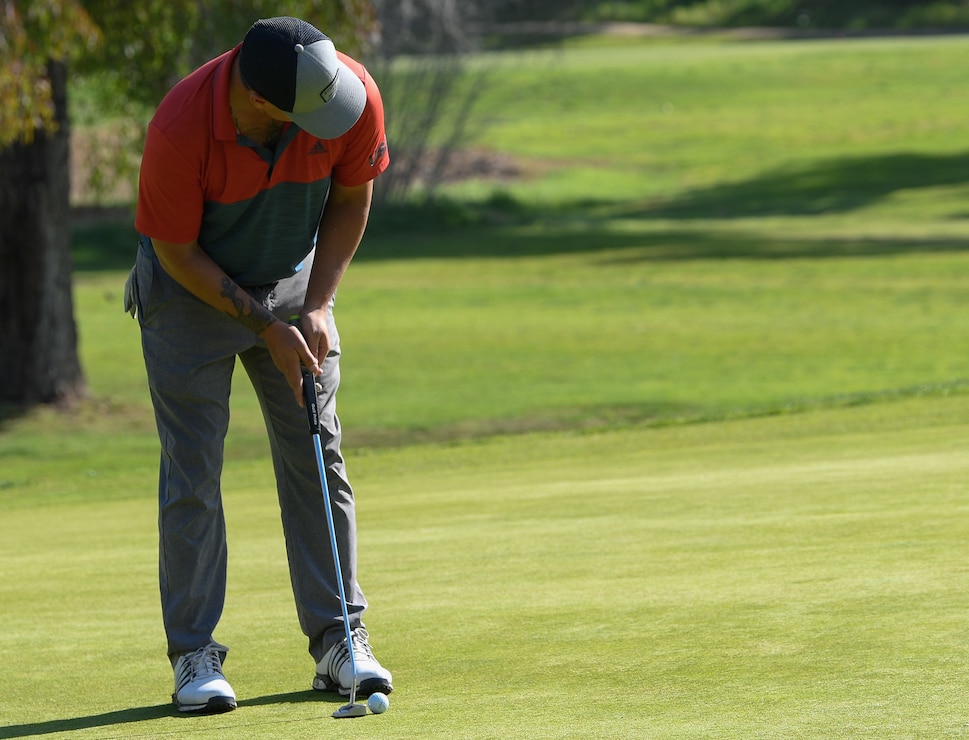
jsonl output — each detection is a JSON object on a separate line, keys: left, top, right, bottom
{"left": 123, "top": 263, "right": 139, "bottom": 317}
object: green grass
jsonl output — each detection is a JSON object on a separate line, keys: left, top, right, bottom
{"left": 4, "top": 397, "right": 969, "bottom": 737}
{"left": 448, "top": 35, "right": 969, "bottom": 204}
{"left": 6, "top": 32, "right": 969, "bottom": 737}
{"left": 62, "top": 230, "right": 969, "bottom": 450}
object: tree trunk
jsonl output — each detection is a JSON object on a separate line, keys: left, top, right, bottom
{"left": 0, "top": 59, "right": 87, "bottom": 406}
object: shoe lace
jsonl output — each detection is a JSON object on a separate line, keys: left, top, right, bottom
{"left": 176, "top": 645, "right": 225, "bottom": 692}
{"left": 327, "top": 628, "right": 375, "bottom": 675}
{"left": 351, "top": 629, "right": 376, "bottom": 661}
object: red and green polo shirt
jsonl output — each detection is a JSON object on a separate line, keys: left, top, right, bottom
{"left": 135, "top": 45, "right": 389, "bottom": 287}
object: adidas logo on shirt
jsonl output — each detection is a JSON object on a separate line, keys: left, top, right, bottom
{"left": 308, "top": 141, "right": 328, "bottom": 155}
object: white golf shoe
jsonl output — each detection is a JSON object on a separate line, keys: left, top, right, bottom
{"left": 172, "top": 643, "right": 237, "bottom": 713}
{"left": 313, "top": 627, "right": 393, "bottom": 697}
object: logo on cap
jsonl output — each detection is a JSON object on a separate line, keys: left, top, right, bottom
{"left": 320, "top": 70, "right": 339, "bottom": 103}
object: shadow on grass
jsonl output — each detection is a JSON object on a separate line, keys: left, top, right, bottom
{"left": 0, "top": 704, "right": 172, "bottom": 738}
{"left": 362, "top": 224, "right": 969, "bottom": 263}
{"left": 0, "top": 403, "right": 28, "bottom": 429}
{"left": 72, "top": 218, "right": 139, "bottom": 273}
{"left": 635, "top": 149, "right": 969, "bottom": 220}
{"left": 360, "top": 149, "right": 969, "bottom": 260}
{"left": 0, "top": 691, "right": 341, "bottom": 738}
{"left": 70, "top": 149, "right": 969, "bottom": 270}
{"left": 239, "top": 689, "right": 344, "bottom": 707}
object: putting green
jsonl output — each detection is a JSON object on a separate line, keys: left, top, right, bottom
{"left": 2, "top": 394, "right": 968, "bottom": 737}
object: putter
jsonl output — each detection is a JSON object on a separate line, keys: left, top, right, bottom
{"left": 295, "top": 328, "right": 367, "bottom": 719}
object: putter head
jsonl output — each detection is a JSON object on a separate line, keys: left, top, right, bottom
{"left": 332, "top": 702, "right": 368, "bottom": 719}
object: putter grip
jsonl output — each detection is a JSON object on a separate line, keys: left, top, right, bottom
{"left": 290, "top": 317, "right": 322, "bottom": 434}
{"left": 301, "top": 367, "right": 321, "bottom": 434}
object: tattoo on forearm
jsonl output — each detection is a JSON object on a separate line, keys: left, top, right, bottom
{"left": 220, "top": 277, "right": 275, "bottom": 334}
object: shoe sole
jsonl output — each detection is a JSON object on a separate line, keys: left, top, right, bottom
{"left": 312, "top": 675, "right": 393, "bottom": 698}
{"left": 174, "top": 695, "right": 238, "bottom": 714}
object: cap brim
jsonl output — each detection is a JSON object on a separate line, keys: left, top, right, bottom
{"left": 290, "top": 60, "right": 367, "bottom": 140}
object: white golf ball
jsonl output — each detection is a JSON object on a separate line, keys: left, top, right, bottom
{"left": 367, "top": 692, "right": 390, "bottom": 714}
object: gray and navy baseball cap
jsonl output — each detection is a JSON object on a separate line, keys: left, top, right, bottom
{"left": 239, "top": 16, "right": 366, "bottom": 139}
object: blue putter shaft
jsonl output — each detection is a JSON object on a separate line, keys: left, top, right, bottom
{"left": 300, "top": 364, "right": 362, "bottom": 716}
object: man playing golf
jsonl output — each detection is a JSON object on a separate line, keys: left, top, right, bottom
{"left": 125, "top": 16, "right": 392, "bottom": 713}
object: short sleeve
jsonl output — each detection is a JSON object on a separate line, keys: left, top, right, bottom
{"left": 330, "top": 68, "right": 390, "bottom": 187}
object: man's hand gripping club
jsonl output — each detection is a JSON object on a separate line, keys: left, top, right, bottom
{"left": 262, "top": 319, "right": 321, "bottom": 408}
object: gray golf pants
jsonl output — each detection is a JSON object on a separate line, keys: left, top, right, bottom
{"left": 128, "top": 238, "right": 366, "bottom": 664}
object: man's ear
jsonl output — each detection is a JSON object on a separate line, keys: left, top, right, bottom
{"left": 248, "top": 90, "right": 270, "bottom": 110}
{"left": 246, "top": 91, "right": 291, "bottom": 122}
